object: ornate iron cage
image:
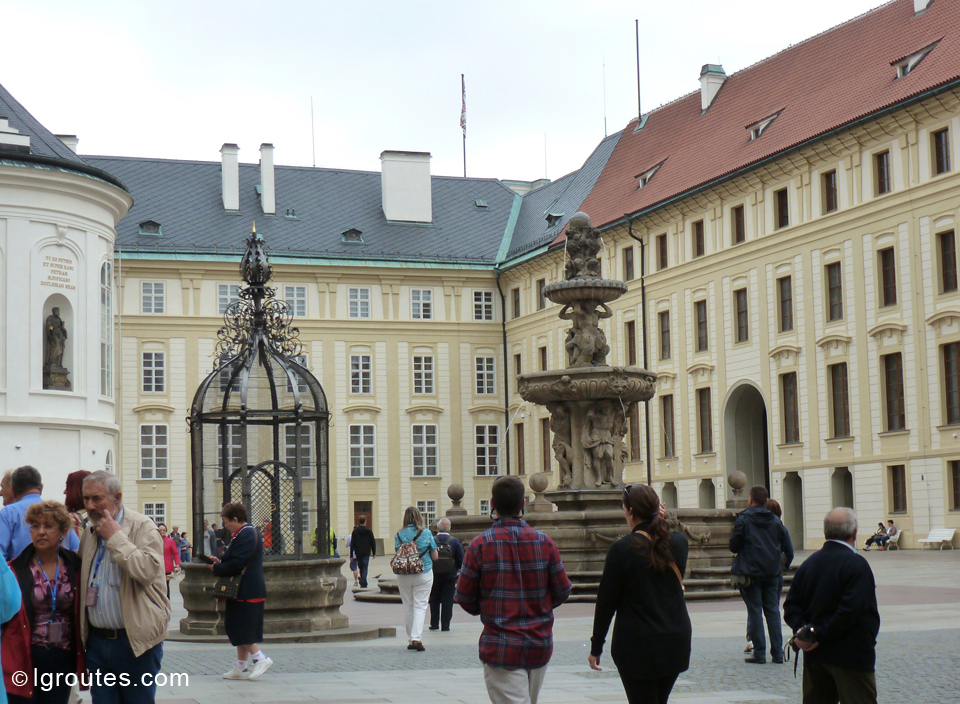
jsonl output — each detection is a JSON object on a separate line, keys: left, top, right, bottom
{"left": 189, "top": 228, "right": 330, "bottom": 559}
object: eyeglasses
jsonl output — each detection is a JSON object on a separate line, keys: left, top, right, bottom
{"left": 623, "top": 484, "right": 633, "bottom": 501}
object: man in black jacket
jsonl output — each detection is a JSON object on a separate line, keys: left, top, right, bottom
{"left": 349, "top": 516, "right": 376, "bottom": 588}
{"left": 730, "top": 485, "right": 794, "bottom": 664}
{"left": 784, "top": 507, "right": 880, "bottom": 704}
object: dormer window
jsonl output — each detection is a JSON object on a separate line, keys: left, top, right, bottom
{"left": 893, "top": 40, "right": 940, "bottom": 79}
{"left": 341, "top": 228, "right": 363, "bottom": 244}
{"left": 138, "top": 220, "right": 162, "bottom": 236}
{"left": 545, "top": 211, "right": 565, "bottom": 227}
{"left": 636, "top": 160, "right": 665, "bottom": 190}
{"left": 747, "top": 111, "right": 781, "bottom": 141}
{"left": 474, "top": 199, "right": 488, "bottom": 208}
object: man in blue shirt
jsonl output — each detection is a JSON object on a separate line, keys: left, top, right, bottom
{"left": 0, "top": 465, "right": 79, "bottom": 559}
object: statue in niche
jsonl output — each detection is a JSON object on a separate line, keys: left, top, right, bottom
{"left": 582, "top": 399, "right": 618, "bottom": 487}
{"left": 547, "top": 402, "right": 573, "bottom": 488}
{"left": 560, "top": 300, "right": 612, "bottom": 367}
{"left": 43, "top": 307, "right": 71, "bottom": 391}
{"left": 563, "top": 212, "right": 603, "bottom": 280}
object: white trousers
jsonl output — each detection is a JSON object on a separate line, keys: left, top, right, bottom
{"left": 483, "top": 663, "right": 548, "bottom": 704}
{"left": 396, "top": 570, "right": 434, "bottom": 642}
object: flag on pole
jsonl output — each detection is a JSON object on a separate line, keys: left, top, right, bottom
{"left": 460, "top": 74, "right": 466, "bottom": 137}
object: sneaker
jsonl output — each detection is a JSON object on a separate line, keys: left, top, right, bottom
{"left": 744, "top": 654, "right": 766, "bottom": 664}
{"left": 407, "top": 641, "right": 417, "bottom": 650}
{"left": 247, "top": 656, "right": 273, "bottom": 680}
{"left": 863, "top": 547, "right": 870, "bottom": 551}
{"left": 412, "top": 640, "right": 425, "bottom": 651}
{"left": 223, "top": 667, "right": 251, "bottom": 680}
{"left": 743, "top": 641, "right": 754, "bottom": 653}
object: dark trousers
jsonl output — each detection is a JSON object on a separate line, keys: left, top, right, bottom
{"left": 86, "top": 631, "right": 163, "bottom": 704}
{"left": 619, "top": 672, "right": 679, "bottom": 704}
{"left": 357, "top": 555, "right": 371, "bottom": 588}
{"left": 802, "top": 660, "right": 878, "bottom": 704}
{"left": 743, "top": 576, "right": 783, "bottom": 658}
{"left": 429, "top": 573, "right": 456, "bottom": 630}
{"left": 8, "top": 645, "right": 74, "bottom": 704}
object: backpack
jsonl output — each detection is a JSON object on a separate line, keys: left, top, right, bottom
{"left": 433, "top": 536, "right": 456, "bottom": 575}
{"left": 391, "top": 529, "right": 427, "bottom": 575}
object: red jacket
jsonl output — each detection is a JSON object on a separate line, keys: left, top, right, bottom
{"left": 2, "top": 546, "right": 87, "bottom": 698}
{"left": 162, "top": 535, "right": 181, "bottom": 574}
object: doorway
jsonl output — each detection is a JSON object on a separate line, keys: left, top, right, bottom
{"left": 723, "top": 383, "right": 770, "bottom": 500}
{"left": 353, "top": 501, "right": 372, "bottom": 532}
{"left": 782, "top": 471, "right": 803, "bottom": 547}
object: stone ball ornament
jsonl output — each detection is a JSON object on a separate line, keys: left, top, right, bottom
{"left": 728, "top": 470, "right": 748, "bottom": 494}
{"left": 528, "top": 473, "right": 549, "bottom": 493}
{"left": 447, "top": 483, "right": 465, "bottom": 503}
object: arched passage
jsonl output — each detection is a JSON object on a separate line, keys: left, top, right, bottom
{"left": 783, "top": 471, "right": 804, "bottom": 547}
{"left": 723, "top": 382, "right": 770, "bottom": 500}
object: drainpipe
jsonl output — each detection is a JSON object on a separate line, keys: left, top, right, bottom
{"left": 495, "top": 271, "right": 512, "bottom": 475}
{"left": 626, "top": 218, "right": 653, "bottom": 486}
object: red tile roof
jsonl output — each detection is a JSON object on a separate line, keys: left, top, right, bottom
{"left": 573, "top": 0, "right": 960, "bottom": 235}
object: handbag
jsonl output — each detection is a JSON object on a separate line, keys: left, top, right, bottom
{"left": 212, "top": 526, "right": 256, "bottom": 599}
{"left": 390, "top": 529, "right": 427, "bottom": 575}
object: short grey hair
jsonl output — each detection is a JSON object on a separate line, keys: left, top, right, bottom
{"left": 437, "top": 518, "right": 451, "bottom": 532}
{"left": 823, "top": 507, "right": 858, "bottom": 541}
{"left": 83, "top": 470, "right": 122, "bottom": 496}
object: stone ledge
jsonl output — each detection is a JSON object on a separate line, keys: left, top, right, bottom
{"left": 165, "top": 625, "right": 395, "bottom": 644}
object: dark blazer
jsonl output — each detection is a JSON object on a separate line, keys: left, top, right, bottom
{"left": 730, "top": 506, "right": 794, "bottom": 577}
{"left": 212, "top": 524, "right": 265, "bottom": 600}
{"left": 590, "top": 524, "right": 692, "bottom": 678}
{"left": 783, "top": 541, "right": 880, "bottom": 672}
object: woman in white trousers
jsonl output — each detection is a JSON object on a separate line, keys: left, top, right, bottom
{"left": 394, "top": 506, "right": 438, "bottom": 651}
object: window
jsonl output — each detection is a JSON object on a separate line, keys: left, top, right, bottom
{"left": 475, "top": 356, "right": 496, "bottom": 395}
{"left": 692, "top": 220, "right": 705, "bottom": 258}
{"left": 474, "top": 291, "right": 494, "bottom": 321}
{"left": 100, "top": 262, "right": 113, "bottom": 397}
{"left": 826, "top": 262, "right": 843, "bottom": 321}
{"left": 944, "top": 343, "right": 960, "bottom": 425}
{"left": 697, "top": 388, "right": 712, "bottom": 453}
{"left": 349, "top": 424, "right": 376, "bottom": 477}
{"left": 288, "top": 500, "right": 310, "bottom": 531}
{"left": 416, "top": 500, "right": 437, "bottom": 527}
{"left": 412, "top": 424, "right": 438, "bottom": 477}
{"left": 284, "top": 285, "right": 307, "bottom": 317}
{"left": 822, "top": 170, "right": 838, "bottom": 213}
{"left": 537, "top": 279, "right": 546, "bottom": 310}
{"left": 777, "top": 276, "right": 793, "bottom": 332}
{"left": 933, "top": 128, "right": 951, "bottom": 175}
{"left": 735, "top": 289, "right": 749, "bottom": 343}
{"left": 539, "top": 346, "right": 547, "bottom": 372}
{"left": 695, "top": 300, "right": 708, "bottom": 352}
{"left": 659, "top": 311, "right": 671, "bottom": 360}
{"left": 348, "top": 287, "right": 370, "bottom": 318}
{"left": 512, "top": 288, "right": 521, "bottom": 319}
{"left": 475, "top": 425, "right": 499, "bottom": 476}
{"left": 939, "top": 230, "right": 957, "bottom": 293}
{"left": 875, "top": 151, "right": 891, "bottom": 195}
{"left": 142, "top": 352, "right": 165, "bottom": 393}
{"left": 219, "top": 284, "right": 240, "bottom": 315}
{"left": 661, "top": 395, "right": 675, "bottom": 458}
{"left": 732, "top": 205, "right": 745, "bottom": 244}
{"left": 286, "top": 354, "right": 308, "bottom": 394}
{"left": 350, "top": 354, "right": 371, "bottom": 394}
{"left": 515, "top": 423, "right": 525, "bottom": 474}
{"left": 219, "top": 363, "right": 241, "bottom": 394}
{"left": 140, "top": 424, "right": 168, "bottom": 479}
{"left": 775, "top": 188, "right": 789, "bottom": 229}
{"left": 540, "top": 417, "right": 551, "bottom": 472}
{"left": 413, "top": 355, "right": 434, "bottom": 395}
{"left": 657, "top": 234, "right": 668, "bottom": 270}
{"left": 879, "top": 248, "right": 897, "bottom": 307}
{"left": 950, "top": 460, "right": 960, "bottom": 510}
{"left": 141, "top": 282, "right": 164, "bottom": 314}
{"left": 142, "top": 502, "right": 166, "bottom": 526}
{"left": 411, "top": 289, "right": 432, "bottom": 319}
{"left": 217, "top": 425, "right": 243, "bottom": 478}
{"left": 625, "top": 321, "right": 637, "bottom": 366}
{"left": 479, "top": 499, "right": 490, "bottom": 516}
{"left": 890, "top": 464, "right": 907, "bottom": 513}
{"left": 629, "top": 405, "right": 641, "bottom": 461}
{"left": 830, "top": 363, "right": 850, "bottom": 438}
{"left": 104, "top": 449, "right": 114, "bottom": 473}
{"left": 781, "top": 372, "right": 800, "bottom": 444}
{"left": 883, "top": 353, "right": 906, "bottom": 431}
{"left": 284, "top": 425, "right": 313, "bottom": 478}
{"left": 623, "top": 247, "right": 635, "bottom": 280}
{"left": 513, "top": 354, "right": 522, "bottom": 394}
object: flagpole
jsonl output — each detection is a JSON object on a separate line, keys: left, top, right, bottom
{"left": 461, "top": 74, "right": 467, "bottom": 177}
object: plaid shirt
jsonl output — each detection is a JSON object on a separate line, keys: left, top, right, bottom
{"left": 455, "top": 517, "right": 571, "bottom": 669}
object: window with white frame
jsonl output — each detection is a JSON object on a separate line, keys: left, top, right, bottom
{"left": 285, "top": 285, "right": 307, "bottom": 317}
{"left": 348, "top": 287, "right": 370, "bottom": 318}
{"left": 219, "top": 363, "right": 241, "bottom": 394}
{"left": 104, "top": 449, "right": 114, "bottom": 473}
{"left": 140, "top": 425, "right": 169, "bottom": 479}
{"left": 475, "top": 356, "right": 496, "bottom": 395}
{"left": 141, "top": 282, "right": 165, "bottom": 314}
{"left": 142, "top": 502, "right": 166, "bottom": 526}
{"left": 417, "top": 500, "right": 437, "bottom": 527}
{"left": 288, "top": 500, "right": 310, "bottom": 532}
{"left": 349, "top": 424, "right": 376, "bottom": 477}
{"left": 413, "top": 355, "right": 434, "bottom": 394}
{"left": 142, "top": 352, "right": 165, "bottom": 393}
{"left": 286, "top": 354, "right": 308, "bottom": 394}
{"left": 474, "top": 291, "right": 494, "bottom": 321}
{"left": 218, "top": 284, "right": 240, "bottom": 315}
{"left": 350, "top": 354, "right": 371, "bottom": 394}
{"left": 100, "top": 262, "right": 113, "bottom": 398}
{"left": 284, "top": 425, "right": 313, "bottom": 478}
{"left": 475, "top": 425, "right": 499, "bottom": 476}
{"left": 412, "top": 424, "right": 438, "bottom": 476}
{"left": 411, "top": 289, "right": 432, "bottom": 319}
{"left": 479, "top": 499, "right": 490, "bottom": 516}
{"left": 217, "top": 425, "right": 243, "bottom": 479}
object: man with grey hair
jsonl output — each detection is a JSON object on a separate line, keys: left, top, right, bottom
{"left": 784, "top": 508, "right": 880, "bottom": 704}
{"left": 0, "top": 469, "right": 14, "bottom": 506}
{"left": 428, "top": 517, "right": 464, "bottom": 632}
{"left": 79, "top": 470, "right": 170, "bottom": 703}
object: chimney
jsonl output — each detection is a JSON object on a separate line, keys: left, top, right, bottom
{"left": 699, "top": 64, "right": 727, "bottom": 113}
{"left": 914, "top": 0, "right": 933, "bottom": 14}
{"left": 56, "top": 135, "right": 79, "bottom": 153}
{"left": 259, "top": 143, "right": 275, "bottom": 215}
{"left": 220, "top": 143, "right": 240, "bottom": 211}
{"left": 380, "top": 151, "right": 432, "bottom": 223}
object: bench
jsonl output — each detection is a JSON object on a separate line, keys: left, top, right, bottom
{"left": 917, "top": 528, "right": 957, "bottom": 550}
{"left": 883, "top": 531, "right": 902, "bottom": 551}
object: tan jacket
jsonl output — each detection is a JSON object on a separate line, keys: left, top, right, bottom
{"left": 79, "top": 507, "right": 171, "bottom": 657}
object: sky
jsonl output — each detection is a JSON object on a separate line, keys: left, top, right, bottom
{"left": 1, "top": 0, "right": 887, "bottom": 182}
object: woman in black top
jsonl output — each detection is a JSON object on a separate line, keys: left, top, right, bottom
{"left": 589, "top": 484, "right": 692, "bottom": 704}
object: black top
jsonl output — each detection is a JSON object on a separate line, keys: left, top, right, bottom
{"left": 435, "top": 532, "right": 465, "bottom": 573}
{"left": 212, "top": 525, "right": 266, "bottom": 600}
{"left": 729, "top": 506, "right": 794, "bottom": 577}
{"left": 783, "top": 541, "right": 880, "bottom": 672}
{"left": 350, "top": 525, "right": 377, "bottom": 557}
{"left": 10, "top": 543, "right": 82, "bottom": 635}
{"left": 590, "top": 523, "right": 692, "bottom": 678}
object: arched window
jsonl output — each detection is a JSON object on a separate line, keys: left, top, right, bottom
{"left": 105, "top": 449, "right": 114, "bottom": 473}
{"left": 100, "top": 262, "right": 113, "bottom": 397}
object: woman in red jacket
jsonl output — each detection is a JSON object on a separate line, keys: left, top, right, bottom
{"left": 158, "top": 523, "right": 181, "bottom": 599}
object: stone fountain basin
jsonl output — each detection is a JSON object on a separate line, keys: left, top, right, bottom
{"left": 544, "top": 278, "right": 628, "bottom": 305}
{"left": 518, "top": 366, "right": 656, "bottom": 405}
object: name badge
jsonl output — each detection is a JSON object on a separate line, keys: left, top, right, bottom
{"left": 47, "top": 620, "right": 62, "bottom": 644}
{"left": 85, "top": 585, "right": 99, "bottom": 607}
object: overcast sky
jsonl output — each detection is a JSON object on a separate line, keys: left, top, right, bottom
{"left": 2, "top": 0, "right": 885, "bottom": 182}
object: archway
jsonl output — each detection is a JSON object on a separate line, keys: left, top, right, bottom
{"left": 662, "top": 482, "right": 678, "bottom": 509}
{"left": 698, "top": 478, "right": 716, "bottom": 509}
{"left": 831, "top": 467, "right": 854, "bottom": 508}
{"left": 783, "top": 471, "right": 803, "bottom": 547}
{"left": 723, "top": 382, "right": 770, "bottom": 500}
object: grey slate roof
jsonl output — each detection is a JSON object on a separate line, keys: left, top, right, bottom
{"left": 0, "top": 82, "right": 88, "bottom": 165}
{"left": 504, "top": 132, "right": 620, "bottom": 262}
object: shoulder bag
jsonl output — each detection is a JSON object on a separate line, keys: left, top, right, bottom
{"left": 212, "top": 526, "right": 256, "bottom": 599}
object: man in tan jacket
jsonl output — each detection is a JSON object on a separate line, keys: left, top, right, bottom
{"left": 80, "top": 471, "right": 170, "bottom": 703}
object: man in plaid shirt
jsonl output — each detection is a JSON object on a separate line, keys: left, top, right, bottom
{"left": 456, "top": 476, "right": 571, "bottom": 704}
